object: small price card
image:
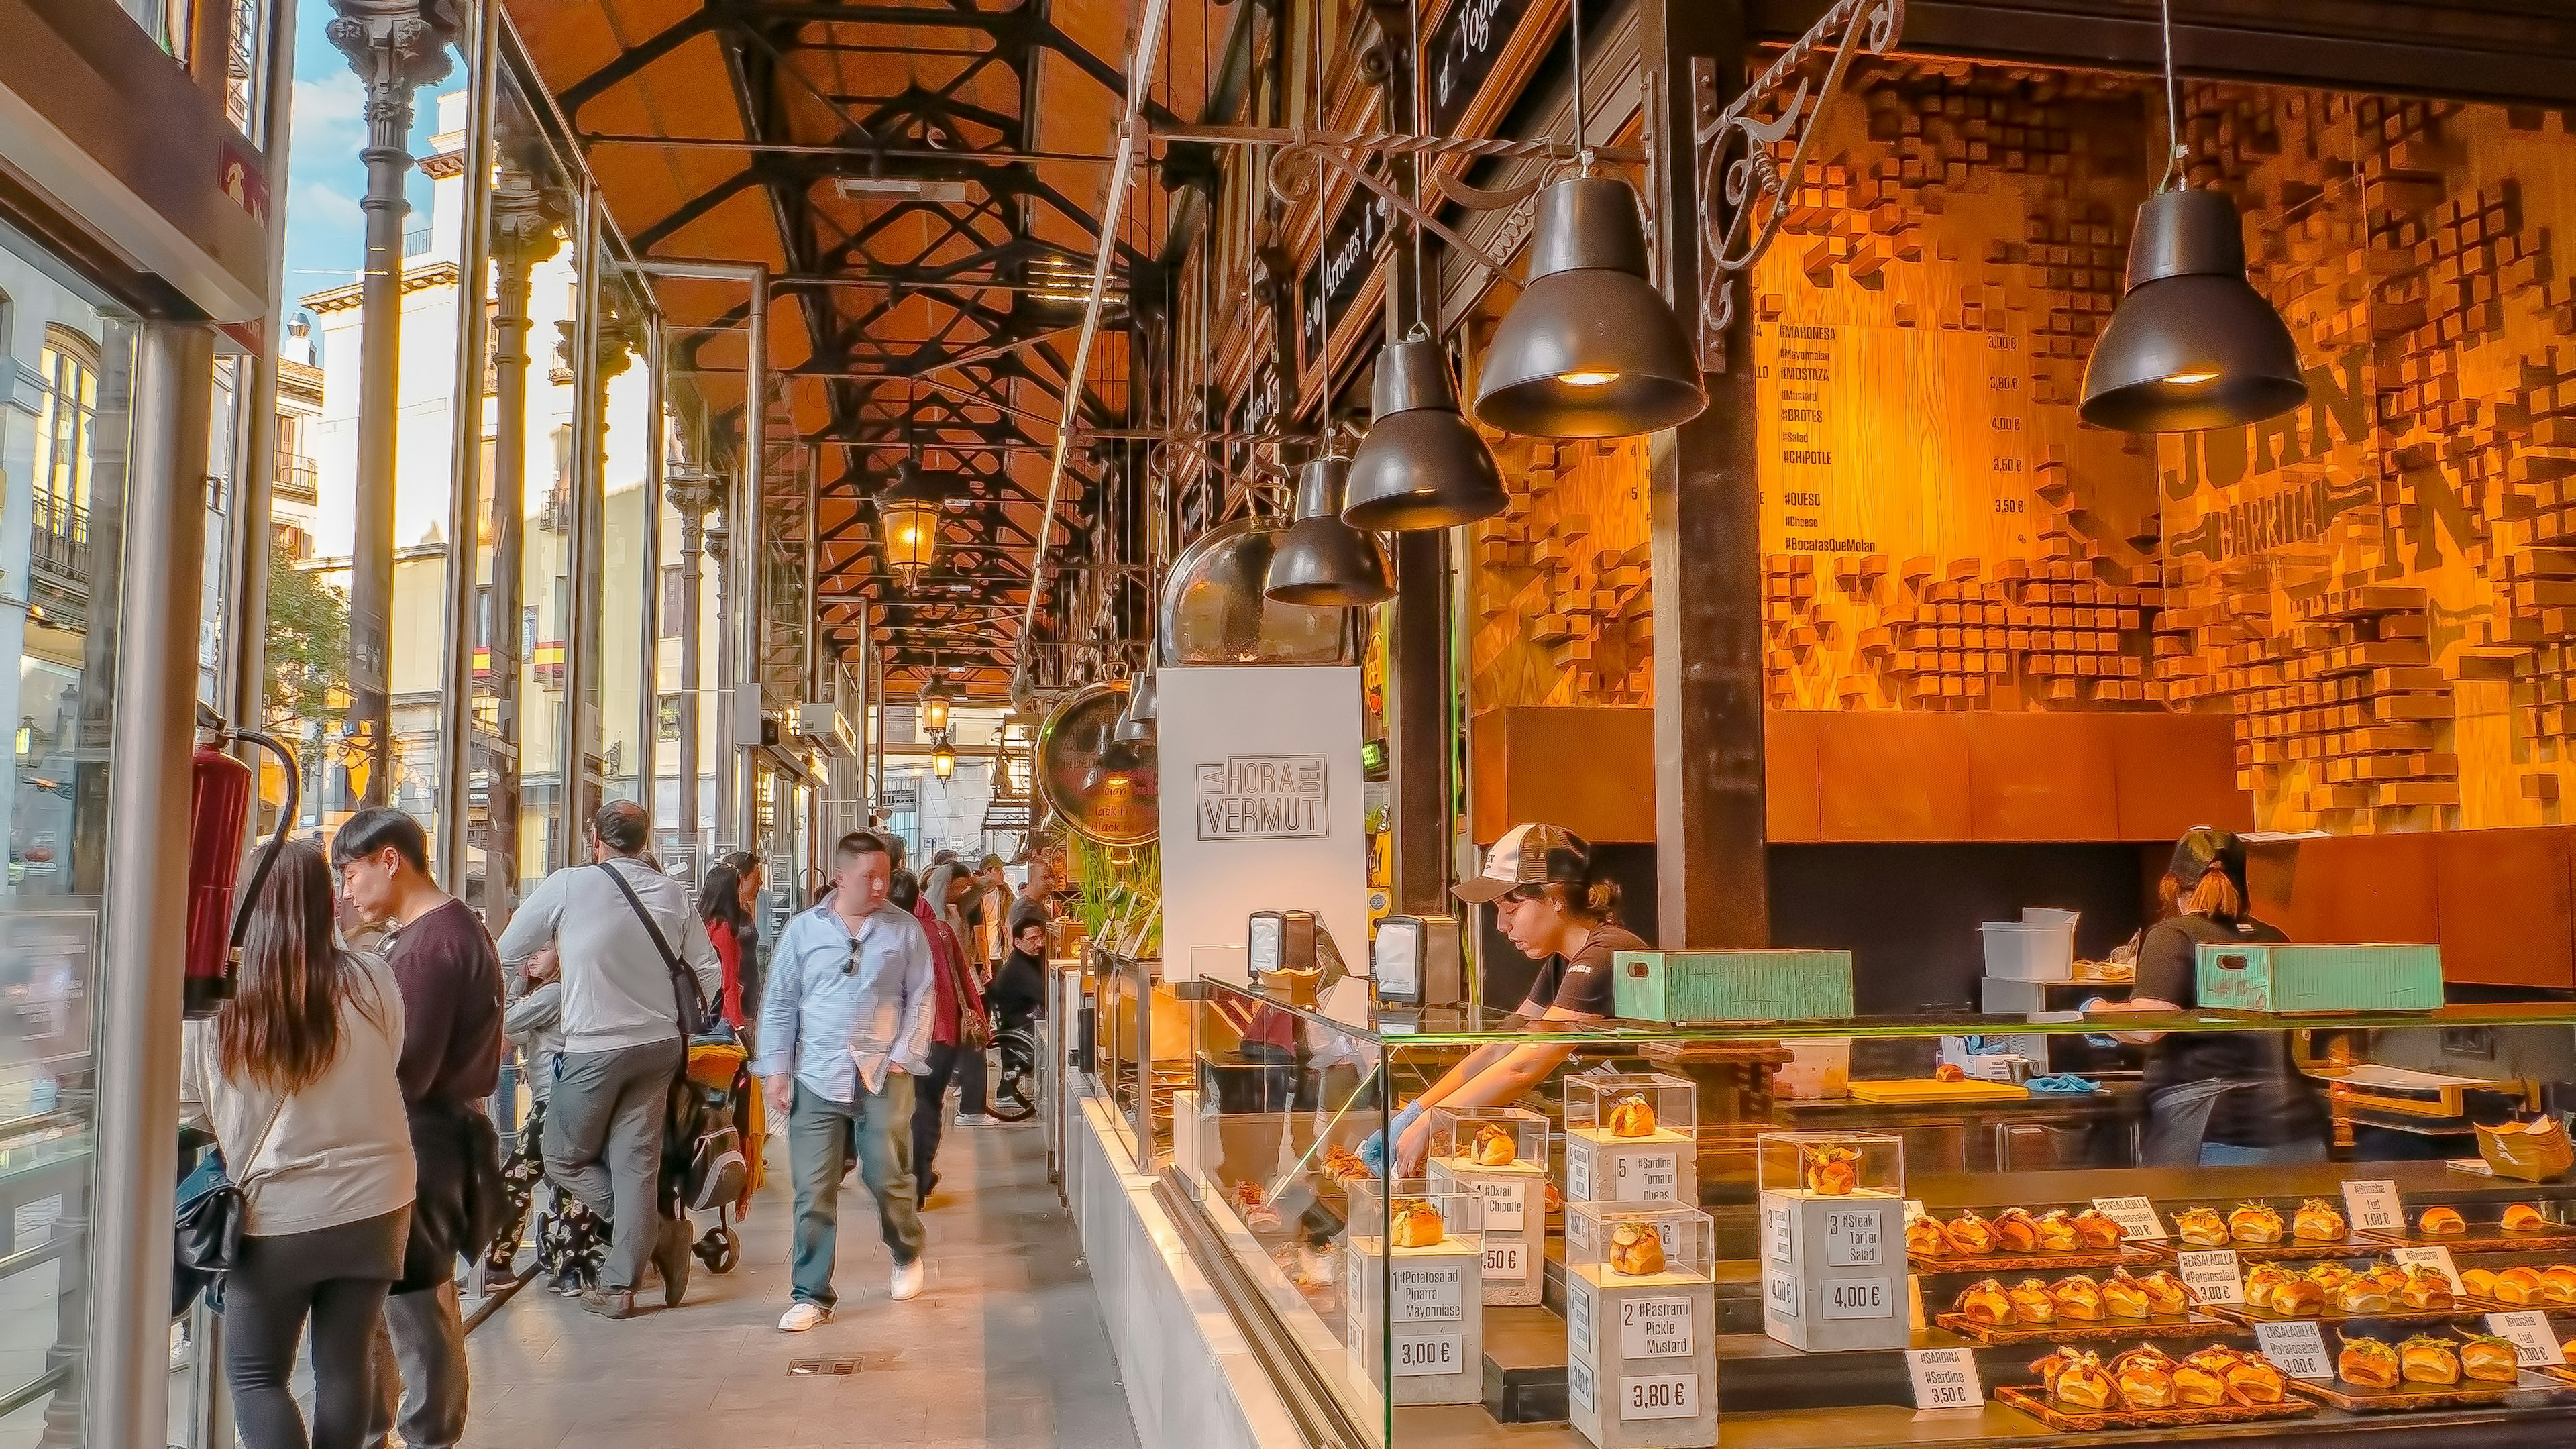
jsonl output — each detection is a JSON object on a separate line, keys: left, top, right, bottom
{"left": 2486, "top": 1311, "right": 2567, "bottom": 1368}
{"left": 2340, "top": 1179, "right": 2404, "bottom": 1237}
{"left": 1904, "top": 1198, "right": 1925, "bottom": 1220}
{"left": 1764, "top": 1199, "right": 1796, "bottom": 1266}
{"left": 2092, "top": 1195, "right": 2168, "bottom": 1242}
{"left": 1483, "top": 1240, "right": 1531, "bottom": 1281}
{"left": 1825, "top": 1208, "right": 1885, "bottom": 1267}
{"left": 2251, "top": 1320, "right": 2333, "bottom": 1381}
{"left": 2174, "top": 1249, "right": 2246, "bottom": 1307}
{"left": 2388, "top": 1244, "right": 2463, "bottom": 1293}
{"left": 1617, "top": 1373, "right": 1699, "bottom": 1422}
{"left": 1905, "top": 1347, "right": 1984, "bottom": 1414}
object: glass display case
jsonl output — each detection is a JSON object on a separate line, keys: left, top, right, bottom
{"left": 1179, "top": 977, "right": 2576, "bottom": 1448}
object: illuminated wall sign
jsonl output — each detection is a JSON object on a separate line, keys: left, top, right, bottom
{"left": 1299, "top": 170, "right": 1396, "bottom": 376}
{"left": 1429, "top": 0, "right": 1542, "bottom": 136}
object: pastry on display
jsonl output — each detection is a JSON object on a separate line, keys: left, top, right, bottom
{"left": 2361, "top": 1261, "right": 2408, "bottom": 1293}
{"left": 2051, "top": 1273, "right": 2105, "bottom": 1322}
{"left": 2502, "top": 1201, "right": 2550, "bottom": 1233}
{"left": 2029, "top": 1347, "right": 2080, "bottom": 1396}
{"left": 1935, "top": 1063, "right": 1967, "bottom": 1082}
{"left": 2068, "top": 1208, "right": 2125, "bottom": 1250}
{"left": 2458, "top": 1332, "right": 2521, "bottom": 1384}
{"left": 2540, "top": 1265, "right": 2576, "bottom": 1305}
{"left": 2491, "top": 1266, "right": 2544, "bottom": 1306}
{"left": 2172, "top": 1357, "right": 2229, "bottom": 1407}
{"left": 2034, "top": 1207, "right": 2082, "bottom": 1253}
{"left": 1994, "top": 1208, "right": 2041, "bottom": 1254}
{"left": 2332, "top": 1277, "right": 2392, "bottom": 1314}
{"left": 1469, "top": 1123, "right": 1517, "bottom": 1166}
{"left": 2047, "top": 1351, "right": 2117, "bottom": 1409}
{"left": 2222, "top": 1351, "right": 2288, "bottom": 1405}
{"left": 1322, "top": 1146, "right": 1373, "bottom": 1185}
{"left": 2338, "top": 1336, "right": 2401, "bottom": 1389}
{"left": 2007, "top": 1277, "right": 2059, "bottom": 1324}
{"left": 1802, "top": 1142, "right": 1861, "bottom": 1196}
{"left": 2398, "top": 1335, "right": 2462, "bottom": 1387}
{"left": 2176, "top": 1207, "right": 2230, "bottom": 1246}
{"left": 2396, "top": 1266, "right": 2454, "bottom": 1311}
{"left": 2417, "top": 1205, "right": 2467, "bottom": 1236}
{"left": 1955, "top": 1278, "right": 2015, "bottom": 1326}
{"left": 2135, "top": 1269, "right": 2194, "bottom": 1317}
{"left": 2243, "top": 1264, "right": 2296, "bottom": 1310}
{"left": 2460, "top": 1268, "right": 2502, "bottom": 1299}
{"left": 2292, "top": 1198, "right": 2347, "bottom": 1243}
{"left": 2269, "top": 1277, "right": 2326, "bottom": 1317}
{"left": 1607, "top": 1093, "right": 1658, "bottom": 1138}
{"left": 1907, "top": 1214, "right": 1949, "bottom": 1257}
{"left": 2304, "top": 1262, "right": 2354, "bottom": 1293}
{"left": 1943, "top": 1210, "right": 2000, "bottom": 1256}
{"left": 1390, "top": 1199, "right": 1447, "bottom": 1248}
{"left": 1607, "top": 1220, "right": 1666, "bottom": 1277}
{"left": 2101, "top": 1269, "right": 2153, "bottom": 1320}
{"left": 2110, "top": 1346, "right": 2178, "bottom": 1409}
{"left": 2228, "top": 1202, "right": 2286, "bottom": 1244}
{"left": 1234, "top": 1181, "right": 1280, "bottom": 1231}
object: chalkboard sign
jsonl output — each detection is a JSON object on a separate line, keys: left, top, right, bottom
{"left": 1428, "top": 0, "right": 1543, "bottom": 137}
{"left": 1299, "top": 168, "right": 1395, "bottom": 376}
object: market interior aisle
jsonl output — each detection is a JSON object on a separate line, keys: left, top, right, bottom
{"left": 464, "top": 1114, "right": 1138, "bottom": 1449}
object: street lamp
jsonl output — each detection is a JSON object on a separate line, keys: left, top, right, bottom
{"left": 930, "top": 731, "right": 957, "bottom": 781}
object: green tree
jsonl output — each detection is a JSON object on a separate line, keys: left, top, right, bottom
{"left": 264, "top": 539, "right": 349, "bottom": 725}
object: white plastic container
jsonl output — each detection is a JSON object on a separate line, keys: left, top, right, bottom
{"left": 1980, "top": 920, "right": 2075, "bottom": 981}
{"left": 1773, "top": 1038, "right": 1852, "bottom": 1100}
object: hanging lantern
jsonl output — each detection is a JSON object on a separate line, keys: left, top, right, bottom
{"left": 1265, "top": 456, "right": 1393, "bottom": 606}
{"left": 919, "top": 676, "right": 952, "bottom": 733}
{"left": 1343, "top": 337, "right": 1507, "bottom": 531}
{"left": 877, "top": 459, "right": 945, "bottom": 582}
{"left": 930, "top": 732, "right": 957, "bottom": 781}
{"left": 1472, "top": 176, "right": 1708, "bottom": 439}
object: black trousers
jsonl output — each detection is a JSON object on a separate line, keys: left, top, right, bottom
{"left": 912, "top": 1040, "right": 988, "bottom": 1188}
{"left": 225, "top": 1205, "right": 409, "bottom": 1449}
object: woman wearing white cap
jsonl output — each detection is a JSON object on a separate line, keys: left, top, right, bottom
{"left": 1370, "top": 824, "right": 1650, "bottom": 1175}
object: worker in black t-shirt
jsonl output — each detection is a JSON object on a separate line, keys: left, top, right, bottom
{"left": 1377, "top": 824, "right": 1650, "bottom": 1175}
{"left": 2087, "top": 826, "right": 2326, "bottom": 1167}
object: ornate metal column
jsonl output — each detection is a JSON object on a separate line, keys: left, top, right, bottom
{"left": 435, "top": 0, "right": 500, "bottom": 892}
{"left": 482, "top": 157, "right": 563, "bottom": 928}
{"left": 329, "top": 0, "right": 453, "bottom": 811}
{"left": 667, "top": 466, "right": 716, "bottom": 860}
{"left": 557, "top": 267, "right": 637, "bottom": 865}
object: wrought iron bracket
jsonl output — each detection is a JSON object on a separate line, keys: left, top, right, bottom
{"left": 1692, "top": 0, "right": 1904, "bottom": 372}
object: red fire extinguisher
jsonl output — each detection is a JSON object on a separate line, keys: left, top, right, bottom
{"left": 184, "top": 718, "right": 299, "bottom": 1019}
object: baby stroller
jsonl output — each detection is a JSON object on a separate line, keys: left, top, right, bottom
{"left": 672, "top": 1034, "right": 764, "bottom": 1274}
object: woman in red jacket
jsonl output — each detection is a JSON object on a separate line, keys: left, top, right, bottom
{"left": 896, "top": 869, "right": 988, "bottom": 1205}
{"left": 698, "top": 857, "right": 762, "bottom": 1036}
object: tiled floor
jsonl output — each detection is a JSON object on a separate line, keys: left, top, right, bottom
{"left": 464, "top": 1110, "right": 1138, "bottom": 1449}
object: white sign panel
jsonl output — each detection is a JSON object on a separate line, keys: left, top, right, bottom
{"left": 1906, "top": 1348, "right": 1984, "bottom": 1411}
{"left": 1825, "top": 1209, "right": 1884, "bottom": 1267}
{"left": 2251, "top": 1321, "right": 2332, "bottom": 1381}
{"left": 2174, "top": 1250, "right": 2246, "bottom": 1307}
{"left": 1157, "top": 667, "right": 1371, "bottom": 983}
{"left": 2388, "top": 1245, "right": 2463, "bottom": 1292}
{"left": 1619, "top": 1296, "right": 1694, "bottom": 1358}
{"left": 1392, "top": 1263, "right": 1466, "bottom": 1322}
{"left": 2340, "top": 1180, "right": 2404, "bottom": 1237}
{"left": 2487, "top": 1311, "right": 2568, "bottom": 1367}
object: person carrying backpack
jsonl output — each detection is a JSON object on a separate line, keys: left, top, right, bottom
{"left": 494, "top": 800, "right": 722, "bottom": 1319}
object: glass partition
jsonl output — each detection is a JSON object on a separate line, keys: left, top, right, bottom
{"left": 1183, "top": 977, "right": 2576, "bottom": 1449}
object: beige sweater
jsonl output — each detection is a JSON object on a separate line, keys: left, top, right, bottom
{"left": 178, "top": 953, "right": 418, "bottom": 1237}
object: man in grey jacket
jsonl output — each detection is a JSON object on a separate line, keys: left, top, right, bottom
{"left": 495, "top": 800, "right": 721, "bottom": 1318}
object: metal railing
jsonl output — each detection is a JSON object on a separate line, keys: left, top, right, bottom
{"left": 28, "top": 493, "right": 87, "bottom": 581}
{"left": 273, "top": 451, "right": 319, "bottom": 504}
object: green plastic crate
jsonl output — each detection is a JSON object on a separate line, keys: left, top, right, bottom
{"left": 1612, "top": 950, "right": 1855, "bottom": 1023}
{"left": 2194, "top": 943, "right": 2444, "bottom": 1014}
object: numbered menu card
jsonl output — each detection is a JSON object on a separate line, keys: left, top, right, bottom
{"left": 1342, "top": 1183, "right": 1484, "bottom": 1408}
{"left": 1564, "top": 1203, "right": 1719, "bottom": 1449}
{"left": 1756, "top": 1132, "right": 1910, "bottom": 1354}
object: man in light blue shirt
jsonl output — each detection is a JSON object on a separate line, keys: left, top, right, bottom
{"left": 753, "top": 830, "right": 935, "bottom": 1330}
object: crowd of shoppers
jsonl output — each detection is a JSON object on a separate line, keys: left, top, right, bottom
{"left": 188, "top": 801, "right": 1051, "bottom": 1444}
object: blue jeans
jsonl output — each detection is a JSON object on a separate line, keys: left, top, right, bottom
{"left": 2200, "top": 1138, "right": 2328, "bottom": 1167}
{"left": 789, "top": 1075, "right": 924, "bottom": 1307}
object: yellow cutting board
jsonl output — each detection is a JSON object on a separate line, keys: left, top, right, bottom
{"left": 1847, "top": 1078, "right": 2032, "bottom": 1104}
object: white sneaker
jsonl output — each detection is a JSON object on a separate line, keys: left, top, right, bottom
{"left": 890, "top": 1259, "right": 926, "bottom": 1301}
{"left": 777, "top": 1302, "right": 830, "bottom": 1332}
{"left": 955, "top": 1112, "right": 1000, "bottom": 1127}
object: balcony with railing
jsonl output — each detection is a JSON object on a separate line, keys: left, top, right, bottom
{"left": 273, "top": 449, "right": 319, "bottom": 504}
{"left": 28, "top": 493, "right": 87, "bottom": 584}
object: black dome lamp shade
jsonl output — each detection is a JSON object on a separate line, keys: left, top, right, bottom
{"left": 1471, "top": 176, "right": 1708, "bottom": 439}
{"left": 1265, "top": 456, "right": 1394, "bottom": 607}
{"left": 2079, "top": 0, "right": 2305, "bottom": 433}
{"left": 1343, "top": 336, "right": 1507, "bottom": 530}
{"left": 2079, "top": 187, "right": 2306, "bottom": 432}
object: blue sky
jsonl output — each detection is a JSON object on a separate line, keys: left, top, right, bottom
{"left": 280, "top": 3, "right": 455, "bottom": 334}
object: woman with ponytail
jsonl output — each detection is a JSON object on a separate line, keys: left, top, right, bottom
{"left": 1383, "top": 824, "right": 1650, "bottom": 1174}
{"left": 180, "top": 840, "right": 415, "bottom": 1448}
{"left": 2092, "top": 826, "right": 2326, "bottom": 1166}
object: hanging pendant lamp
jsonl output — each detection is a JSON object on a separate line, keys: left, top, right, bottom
{"left": 1265, "top": 456, "right": 1394, "bottom": 606}
{"left": 930, "top": 732, "right": 957, "bottom": 781}
{"left": 2078, "top": 0, "right": 2304, "bottom": 433}
{"left": 1472, "top": 176, "right": 1708, "bottom": 439}
{"left": 877, "top": 458, "right": 945, "bottom": 582}
{"left": 1344, "top": 337, "right": 1508, "bottom": 530}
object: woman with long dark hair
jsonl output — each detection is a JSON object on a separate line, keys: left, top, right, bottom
{"left": 180, "top": 840, "right": 415, "bottom": 1449}
{"left": 700, "top": 855, "right": 762, "bottom": 1033}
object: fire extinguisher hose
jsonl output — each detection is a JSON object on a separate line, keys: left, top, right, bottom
{"left": 226, "top": 730, "right": 301, "bottom": 952}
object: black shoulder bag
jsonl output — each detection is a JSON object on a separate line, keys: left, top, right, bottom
{"left": 174, "top": 1095, "right": 288, "bottom": 1274}
{"left": 596, "top": 861, "right": 719, "bottom": 1040}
